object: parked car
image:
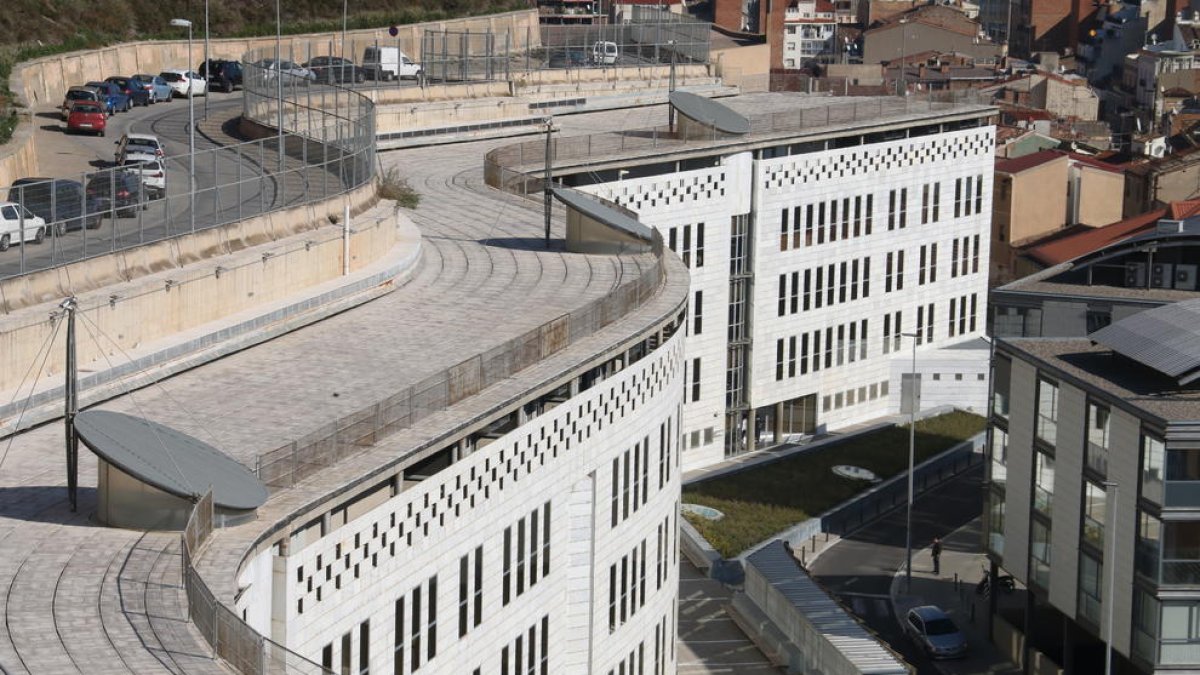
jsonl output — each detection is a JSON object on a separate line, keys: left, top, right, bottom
{"left": 904, "top": 606, "right": 967, "bottom": 660}
{"left": 160, "top": 69, "right": 208, "bottom": 97}
{"left": 66, "top": 101, "right": 107, "bottom": 136}
{"left": 133, "top": 74, "right": 173, "bottom": 103}
{"left": 85, "top": 81, "right": 132, "bottom": 114}
{"left": 304, "top": 56, "right": 366, "bottom": 84}
{"left": 197, "top": 59, "right": 243, "bottom": 93}
{"left": 591, "top": 40, "right": 619, "bottom": 65}
{"left": 86, "top": 171, "right": 144, "bottom": 218}
{"left": 121, "top": 155, "right": 166, "bottom": 199}
{"left": 115, "top": 132, "right": 165, "bottom": 163}
{"left": 105, "top": 76, "right": 151, "bottom": 106}
{"left": 250, "top": 58, "right": 315, "bottom": 84}
{"left": 60, "top": 86, "right": 101, "bottom": 120}
{"left": 361, "top": 46, "right": 422, "bottom": 80}
{"left": 0, "top": 201, "right": 47, "bottom": 251}
{"left": 547, "top": 50, "right": 587, "bottom": 69}
{"left": 8, "top": 178, "right": 103, "bottom": 233}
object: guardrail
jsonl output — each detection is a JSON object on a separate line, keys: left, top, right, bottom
{"left": 0, "top": 48, "right": 375, "bottom": 283}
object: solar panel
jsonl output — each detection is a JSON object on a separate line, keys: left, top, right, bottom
{"left": 1091, "top": 298, "right": 1200, "bottom": 384}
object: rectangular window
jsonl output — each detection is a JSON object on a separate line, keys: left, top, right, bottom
{"left": 1031, "top": 519, "right": 1051, "bottom": 588}
{"left": 394, "top": 598, "right": 404, "bottom": 675}
{"left": 681, "top": 225, "right": 691, "bottom": 268}
{"left": 893, "top": 311, "right": 901, "bottom": 352}
{"left": 921, "top": 183, "right": 930, "bottom": 225}
{"left": 411, "top": 586, "right": 421, "bottom": 671}
{"left": 837, "top": 325, "right": 845, "bottom": 365}
{"left": 1036, "top": 378, "right": 1059, "bottom": 445}
{"left": 954, "top": 177, "right": 962, "bottom": 218}
{"left": 812, "top": 330, "right": 821, "bottom": 372}
{"left": 932, "top": 182, "right": 940, "bottom": 221}
{"left": 530, "top": 507, "right": 540, "bottom": 584}
{"left": 885, "top": 253, "right": 893, "bottom": 293}
{"left": 974, "top": 174, "right": 983, "bottom": 214}
{"left": 1137, "top": 509, "right": 1161, "bottom": 582}
{"left": 790, "top": 272, "right": 799, "bottom": 314}
{"left": 360, "top": 620, "right": 370, "bottom": 675}
{"left": 543, "top": 503, "right": 551, "bottom": 578}
{"left": 805, "top": 204, "right": 814, "bottom": 245}
{"left": 343, "top": 631, "right": 352, "bottom": 675}
{"left": 517, "top": 520, "right": 526, "bottom": 595}
{"left": 780, "top": 209, "right": 789, "bottom": 250}
{"left": 815, "top": 266, "right": 824, "bottom": 308}
{"left": 775, "top": 339, "right": 784, "bottom": 381}
{"left": 1143, "top": 434, "right": 1165, "bottom": 505}
{"left": 899, "top": 188, "right": 908, "bottom": 228}
{"left": 693, "top": 291, "right": 703, "bottom": 333}
{"left": 1078, "top": 552, "right": 1103, "bottom": 626}
{"left": 826, "top": 264, "right": 835, "bottom": 306}
{"left": 862, "top": 258, "right": 870, "bottom": 296}
{"left": 1082, "top": 481, "right": 1107, "bottom": 550}
{"left": 853, "top": 195, "right": 862, "bottom": 237}
{"left": 1034, "top": 450, "right": 1055, "bottom": 518}
{"left": 972, "top": 234, "right": 980, "bottom": 273}
{"left": 896, "top": 251, "right": 905, "bottom": 290}
{"left": 948, "top": 298, "right": 957, "bottom": 337}
{"left": 803, "top": 269, "right": 811, "bottom": 311}
{"left": 851, "top": 259, "right": 859, "bottom": 300}
{"left": 427, "top": 576, "right": 437, "bottom": 661}
{"left": 824, "top": 326, "right": 833, "bottom": 368}
{"left": 691, "top": 358, "right": 701, "bottom": 402}
{"left": 919, "top": 245, "right": 927, "bottom": 285}
{"left": 608, "top": 564, "right": 617, "bottom": 631}
{"left": 459, "top": 555, "right": 469, "bottom": 638}
{"left": 990, "top": 427, "right": 1008, "bottom": 489}
{"left": 695, "top": 223, "right": 705, "bottom": 268}
{"left": 888, "top": 189, "right": 896, "bottom": 230}
{"left": 992, "top": 355, "right": 1011, "bottom": 419}
{"left": 474, "top": 545, "right": 484, "bottom": 627}
{"left": 788, "top": 336, "right": 797, "bottom": 377}
{"left": 970, "top": 294, "right": 977, "bottom": 332}
{"left": 951, "top": 239, "right": 959, "bottom": 277}
{"left": 817, "top": 202, "right": 826, "bottom": 244}
{"left": 800, "top": 333, "right": 810, "bottom": 375}
{"left": 1087, "top": 402, "right": 1110, "bottom": 477}
{"left": 930, "top": 243, "right": 937, "bottom": 283}
{"left": 777, "top": 275, "right": 786, "bottom": 317}
{"left": 503, "top": 527, "right": 512, "bottom": 604}
{"left": 865, "top": 194, "right": 873, "bottom": 234}
{"left": 883, "top": 313, "right": 892, "bottom": 355}
{"left": 839, "top": 261, "right": 848, "bottom": 303}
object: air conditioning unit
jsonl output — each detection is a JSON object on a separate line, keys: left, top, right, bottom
{"left": 1152, "top": 263, "right": 1175, "bottom": 288}
{"left": 1126, "top": 261, "right": 1147, "bottom": 287}
{"left": 1176, "top": 264, "right": 1198, "bottom": 290}
{"left": 1157, "top": 218, "right": 1186, "bottom": 234}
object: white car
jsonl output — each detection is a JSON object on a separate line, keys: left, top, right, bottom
{"left": 0, "top": 201, "right": 47, "bottom": 251}
{"left": 160, "top": 69, "right": 208, "bottom": 97}
{"left": 121, "top": 155, "right": 166, "bottom": 198}
{"left": 251, "top": 58, "right": 315, "bottom": 84}
{"left": 115, "top": 132, "right": 165, "bottom": 163}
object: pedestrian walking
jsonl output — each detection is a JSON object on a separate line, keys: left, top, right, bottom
{"left": 931, "top": 536, "right": 942, "bottom": 576}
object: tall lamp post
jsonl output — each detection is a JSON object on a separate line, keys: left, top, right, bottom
{"left": 901, "top": 331, "right": 921, "bottom": 590}
{"left": 170, "top": 18, "right": 196, "bottom": 233}
{"left": 896, "top": 18, "right": 908, "bottom": 97}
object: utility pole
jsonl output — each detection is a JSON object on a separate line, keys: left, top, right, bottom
{"left": 62, "top": 297, "right": 79, "bottom": 512}
{"left": 901, "top": 331, "right": 920, "bottom": 590}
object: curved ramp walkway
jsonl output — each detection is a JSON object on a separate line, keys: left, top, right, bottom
{"left": 0, "top": 105, "right": 672, "bottom": 673}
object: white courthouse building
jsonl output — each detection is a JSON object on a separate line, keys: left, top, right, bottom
{"left": 567, "top": 92, "right": 997, "bottom": 470}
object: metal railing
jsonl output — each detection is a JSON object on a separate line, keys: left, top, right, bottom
{"left": 484, "top": 91, "right": 988, "bottom": 192}
{"left": 0, "top": 47, "right": 374, "bottom": 283}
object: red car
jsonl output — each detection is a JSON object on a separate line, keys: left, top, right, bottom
{"left": 66, "top": 101, "right": 107, "bottom": 136}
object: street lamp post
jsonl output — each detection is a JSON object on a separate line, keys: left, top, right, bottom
{"left": 897, "top": 18, "right": 908, "bottom": 97}
{"left": 901, "top": 331, "right": 921, "bottom": 590}
{"left": 1103, "top": 481, "right": 1119, "bottom": 675}
{"left": 203, "top": 0, "right": 210, "bottom": 119}
{"left": 170, "top": 18, "right": 196, "bottom": 233}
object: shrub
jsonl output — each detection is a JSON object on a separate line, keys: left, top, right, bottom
{"left": 379, "top": 166, "right": 419, "bottom": 209}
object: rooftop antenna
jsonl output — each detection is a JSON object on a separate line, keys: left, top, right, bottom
{"left": 62, "top": 297, "right": 79, "bottom": 512}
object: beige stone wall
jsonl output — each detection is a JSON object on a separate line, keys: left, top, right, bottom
{"left": 1007, "top": 157, "right": 1069, "bottom": 245}
{"left": 710, "top": 43, "right": 770, "bottom": 92}
{"left": 9, "top": 10, "right": 541, "bottom": 108}
{"left": 1074, "top": 165, "right": 1123, "bottom": 226}
{"left": 1043, "top": 78, "right": 1099, "bottom": 121}
{"left": 0, "top": 180, "right": 402, "bottom": 395}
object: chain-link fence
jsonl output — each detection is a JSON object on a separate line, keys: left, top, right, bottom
{"left": 0, "top": 51, "right": 374, "bottom": 283}
{"left": 537, "top": 18, "right": 710, "bottom": 71}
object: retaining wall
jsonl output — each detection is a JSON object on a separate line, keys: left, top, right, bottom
{"left": 0, "top": 179, "right": 390, "bottom": 400}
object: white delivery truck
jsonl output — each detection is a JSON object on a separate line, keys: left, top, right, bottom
{"left": 362, "top": 46, "right": 423, "bottom": 81}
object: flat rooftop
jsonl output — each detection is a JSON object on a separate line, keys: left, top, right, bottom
{"left": 1000, "top": 337, "right": 1200, "bottom": 423}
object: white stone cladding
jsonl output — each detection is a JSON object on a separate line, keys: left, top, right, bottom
{"left": 582, "top": 154, "right": 753, "bottom": 471}
{"left": 754, "top": 127, "right": 995, "bottom": 429}
{"left": 583, "top": 121, "right": 995, "bottom": 471}
{"left": 249, "top": 330, "right": 685, "bottom": 675}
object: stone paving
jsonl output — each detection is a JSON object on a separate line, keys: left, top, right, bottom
{"left": 0, "top": 104, "right": 681, "bottom": 673}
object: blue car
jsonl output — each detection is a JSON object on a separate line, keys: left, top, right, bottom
{"left": 85, "top": 81, "right": 131, "bottom": 114}
{"left": 133, "top": 74, "right": 173, "bottom": 104}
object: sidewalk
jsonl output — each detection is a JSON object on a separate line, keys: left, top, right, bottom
{"left": 891, "top": 517, "right": 1022, "bottom": 675}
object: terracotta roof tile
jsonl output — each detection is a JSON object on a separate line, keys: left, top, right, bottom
{"left": 1022, "top": 209, "right": 1167, "bottom": 266}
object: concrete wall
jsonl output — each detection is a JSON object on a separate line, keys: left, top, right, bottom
{"left": 8, "top": 10, "right": 541, "bottom": 108}
{"left": 863, "top": 23, "right": 1003, "bottom": 64}
{"left": 0, "top": 120, "right": 39, "bottom": 188}
{"left": 992, "top": 156, "right": 1068, "bottom": 279}
{"left": 0, "top": 180, "right": 389, "bottom": 396}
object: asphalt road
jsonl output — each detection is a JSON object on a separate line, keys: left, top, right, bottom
{"left": 808, "top": 466, "right": 985, "bottom": 675}
{"left": 2, "top": 93, "right": 345, "bottom": 279}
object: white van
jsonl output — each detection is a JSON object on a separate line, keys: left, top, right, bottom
{"left": 592, "top": 41, "right": 619, "bottom": 65}
{"left": 362, "top": 46, "right": 423, "bottom": 81}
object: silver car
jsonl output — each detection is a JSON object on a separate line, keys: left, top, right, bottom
{"left": 904, "top": 605, "right": 967, "bottom": 659}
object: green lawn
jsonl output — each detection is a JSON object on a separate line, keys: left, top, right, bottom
{"left": 683, "top": 411, "right": 986, "bottom": 558}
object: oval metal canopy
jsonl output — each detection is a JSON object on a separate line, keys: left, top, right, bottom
{"left": 669, "top": 91, "right": 750, "bottom": 135}
{"left": 551, "top": 187, "right": 653, "bottom": 241}
{"left": 76, "top": 410, "right": 268, "bottom": 511}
